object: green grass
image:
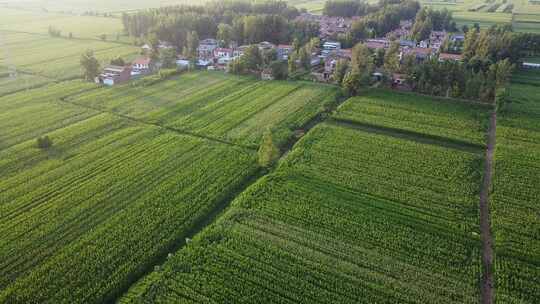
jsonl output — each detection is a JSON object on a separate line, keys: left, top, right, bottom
{"left": 491, "top": 69, "right": 540, "bottom": 303}
{"left": 67, "top": 71, "right": 338, "bottom": 147}
{"left": 0, "top": 80, "right": 99, "bottom": 148}
{"left": 334, "top": 89, "right": 490, "bottom": 146}
{"left": 0, "top": 31, "right": 139, "bottom": 95}
{"left": 0, "top": 7, "right": 125, "bottom": 39}
{"left": 121, "top": 122, "right": 484, "bottom": 304}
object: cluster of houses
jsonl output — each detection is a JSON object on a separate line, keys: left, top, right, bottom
{"left": 95, "top": 16, "right": 468, "bottom": 86}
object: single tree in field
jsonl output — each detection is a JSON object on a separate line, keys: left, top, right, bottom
{"left": 80, "top": 49, "right": 100, "bottom": 81}
{"left": 36, "top": 136, "right": 53, "bottom": 149}
{"left": 270, "top": 60, "right": 288, "bottom": 80}
{"left": 258, "top": 129, "right": 279, "bottom": 168}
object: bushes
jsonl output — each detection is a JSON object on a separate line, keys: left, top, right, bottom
{"left": 36, "top": 136, "right": 53, "bottom": 149}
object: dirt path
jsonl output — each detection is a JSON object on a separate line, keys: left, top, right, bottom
{"left": 480, "top": 111, "right": 497, "bottom": 304}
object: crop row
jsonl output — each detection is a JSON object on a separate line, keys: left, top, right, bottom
{"left": 0, "top": 111, "right": 258, "bottom": 303}
{"left": 334, "top": 89, "right": 489, "bottom": 146}
{"left": 122, "top": 123, "right": 483, "bottom": 304}
{"left": 68, "top": 71, "right": 337, "bottom": 146}
{"left": 491, "top": 73, "right": 540, "bottom": 303}
{"left": 0, "top": 80, "right": 100, "bottom": 150}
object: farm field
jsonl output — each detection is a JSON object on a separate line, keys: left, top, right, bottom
{"left": 333, "top": 89, "right": 489, "bottom": 146}
{"left": 0, "top": 7, "right": 124, "bottom": 39}
{"left": 0, "top": 31, "right": 138, "bottom": 95}
{"left": 121, "top": 122, "right": 484, "bottom": 304}
{"left": 0, "top": 72, "right": 346, "bottom": 303}
{"left": 491, "top": 69, "right": 540, "bottom": 303}
{"left": 66, "top": 71, "right": 338, "bottom": 147}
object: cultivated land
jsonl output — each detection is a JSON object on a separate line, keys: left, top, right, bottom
{"left": 0, "top": 72, "right": 338, "bottom": 303}
{"left": 0, "top": 7, "right": 139, "bottom": 96}
{"left": 333, "top": 89, "right": 490, "bottom": 147}
{"left": 66, "top": 71, "right": 338, "bottom": 147}
{"left": 121, "top": 121, "right": 485, "bottom": 304}
{"left": 491, "top": 69, "right": 540, "bottom": 303}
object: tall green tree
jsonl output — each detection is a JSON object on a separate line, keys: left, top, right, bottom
{"left": 80, "top": 49, "right": 100, "bottom": 81}
{"left": 160, "top": 48, "right": 177, "bottom": 69}
{"left": 217, "top": 23, "right": 233, "bottom": 47}
{"left": 384, "top": 42, "right": 400, "bottom": 74}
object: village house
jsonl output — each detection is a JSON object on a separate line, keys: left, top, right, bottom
{"left": 233, "top": 45, "right": 249, "bottom": 58}
{"left": 277, "top": 44, "right": 293, "bottom": 60}
{"left": 214, "top": 48, "right": 233, "bottom": 59}
{"left": 439, "top": 53, "right": 462, "bottom": 62}
{"left": 258, "top": 41, "right": 276, "bottom": 51}
{"left": 95, "top": 65, "right": 131, "bottom": 86}
{"left": 261, "top": 68, "right": 274, "bottom": 80}
{"left": 392, "top": 73, "right": 408, "bottom": 88}
{"left": 198, "top": 38, "right": 219, "bottom": 60}
{"left": 523, "top": 61, "right": 540, "bottom": 69}
{"left": 294, "top": 13, "right": 357, "bottom": 40}
{"left": 131, "top": 57, "right": 152, "bottom": 76}
{"left": 322, "top": 48, "right": 352, "bottom": 81}
{"left": 365, "top": 38, "right": 390, "bottom": 50}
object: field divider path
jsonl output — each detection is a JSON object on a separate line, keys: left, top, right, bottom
{"left": 328, "top": 117, "right": 486, "bottom": 153}
{"left": 480, "top": 111, "right": 496, "bottom": 304}
{"left": 56, "top": 96, "right": 258, "bottom": 151}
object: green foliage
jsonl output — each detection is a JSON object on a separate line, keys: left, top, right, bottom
{"left": 257, "top": 129, "right": 279, "bottom": 167}
{"left": 110, "top": 56, "right": 126, "bottom": 66}
{"left": 159, "top": 48, "right": 177, "bottom": 69}
{"left": 269, "top": 60, "right": 288, "bottom": 80}
{"left": 80, "top": 49, "right": 101, "bottom": 81}
{"left": 36, "top": 135, "right": 53, "bottom": 149}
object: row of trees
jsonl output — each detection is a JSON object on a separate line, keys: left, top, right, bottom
{"left": 339, "top": 0, "right": 421, "bottom": 47}
{"left": 410, "top": 7, "right": 456, "bottom": 40}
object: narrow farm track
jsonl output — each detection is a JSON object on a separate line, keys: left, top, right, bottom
{"left": 480, "top": 111, "right": 496, "bottom": 304}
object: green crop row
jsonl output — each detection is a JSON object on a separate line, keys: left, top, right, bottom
{"left": 67, "top": 71, "right": 338, "bottom": 147}
{"left": 334, "top": 89, "right": 490, "bottom": 146}
{"left": 0, "top": 112, "right": 258, "bottom": 303}
{"left": 122, "top": 123, "right": 483, "bottom": 304}
{"left": 491, "top": 70, "right": 540, "bottom": 303}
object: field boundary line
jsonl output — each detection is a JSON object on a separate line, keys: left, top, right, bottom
{"left": 56, "top": 97, "right": 258, "bottom": 151}
{"left": 328, "top": 117, "right": 486, "bottom": 153}
{"left": 480, "top": 111, "right": 496, "bottom": 304}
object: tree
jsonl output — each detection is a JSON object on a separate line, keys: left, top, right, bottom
{"left": 495, "top": 88, "right": 511, "bottom": 113}
{"left": 258, "top": 129, "right": 279, "bottom": 168}
{"left": 217, "top": 23, "right": 233, "bottom": 47}
{"left": 384, "top": 41, "right": 400, "bottom": 74}
{"left": 342, "top": 71, "right": 362, "bottom": 97}
{"left": 68, "top": 32, "right": 73, "bottom": 39}
{"left": 159, "top": 47, "right": 177, "bottom": 69}
{"left": 100, "top": 34, "right": 107, "bottom": 41}
{"left": 243, "top": 45, "right": 263, "bottom": 71}
{"left": 110, "top": 57, "right": 125, "bottom": 66}
{"left": 298, "top": 46, "right": 311, "bottom": 70}
{"left": 270, "top": 60, "right": 288, "bottom": 80}
{"left": 333, "top": 59, "right": 349, "bottom": 85}
{"left": 80, "top": 49, "right": 100, "bottom": 81}
{"left": 490, "top": 58, "right": 514, "bottom": 88}
{"left": 462, "top": 29, "right": 478, "bottom": 61}
{"left": 288, "top": 52, "right": 297, "bottom": 75}
{"left": 350, "top": 43, "right": 374, "bottom": 80}
{"left": 184, "top": 31, "right": 199, "bottom": 66}
{"left": 36, "top": 136, "right": 53, "bottom": 149}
